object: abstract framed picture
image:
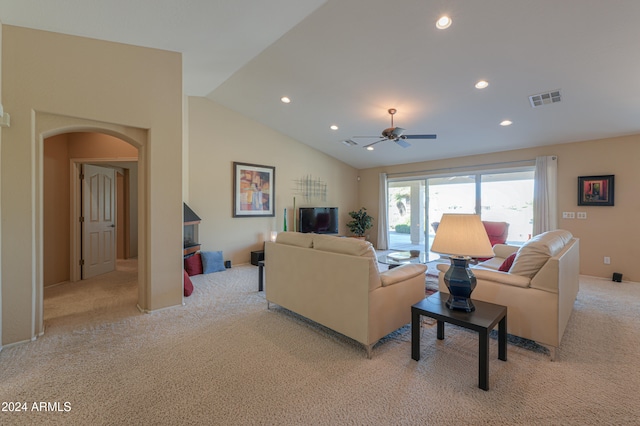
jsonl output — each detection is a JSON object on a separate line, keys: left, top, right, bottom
{"left": 233, "top": 162, "right": 275, "bottom": 217}
{"left": 578, "top": 175, "right": 614, "bottom": 206}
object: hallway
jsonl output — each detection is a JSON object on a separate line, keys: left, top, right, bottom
{"left": 43, "top": 259, "right": 139, "bottom": 329}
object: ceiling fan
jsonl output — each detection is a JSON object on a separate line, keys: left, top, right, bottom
{"left": 346, "top": 108, "right": 437, "bottom": 150}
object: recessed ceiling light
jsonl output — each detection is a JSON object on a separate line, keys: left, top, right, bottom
{"left": 475, "top": 80, "right": 489, "bottom": 89}
{"left": 436, "top": 16, "right": 452, "bottom": 29}
{"left": 500, "top": 120, "right": 513, "bottom": 126}
{"left": 330, "top": 125, "right": 338, "bottom": 130}
{"left": 280, "top": 96, "right": 291, "bottom": 104}
{"left": 366, "top": 146, "right": 374, "bottom": 151}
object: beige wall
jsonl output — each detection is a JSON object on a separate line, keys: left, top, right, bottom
{"left": 0, "top": 22, "right": 3, "bottom": 349}
{"left": 187, "top": 97, "right": 359, "bottom": 265}
{"left": 1, "top": 26, "right": 183, "bottom": 346}
{"left": 43, "top": 132, "right": 138, "bottom": 286}
{"left": 43, "top": 134, "right": 71, "bottom": 285}
{"left": 358, "top": 134, "right": 640, "bottom": 282}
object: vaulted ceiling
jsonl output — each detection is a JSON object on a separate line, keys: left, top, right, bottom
{"left": 2, "top": 0, "right": 639, "bottom": 169}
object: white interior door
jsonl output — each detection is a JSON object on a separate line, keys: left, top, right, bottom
{"left": 82, "top": 164, "right": 116, "bottom": 279}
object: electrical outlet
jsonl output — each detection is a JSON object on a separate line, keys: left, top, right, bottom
{"left": 604, "top": 256, "right": 611, "bottom": 265}
{"left": 577, "top": 212, "right": 587, "bottom": 219}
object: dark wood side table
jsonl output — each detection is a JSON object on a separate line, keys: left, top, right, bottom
{"left": 258, "top": 260, "right": 265, "bottom": 292}
{"left": 251, "top": 250, "right": 265, "bottom": 266}
{"left": 411, "top": 292, "right": 507, "bottom": 391}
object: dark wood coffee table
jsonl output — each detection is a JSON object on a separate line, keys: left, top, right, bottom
{"left": 411, "top": 292, "right": 507, "bottom": 390}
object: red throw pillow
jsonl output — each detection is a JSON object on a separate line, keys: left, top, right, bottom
{"left": 184, "top": 253, "right": 203, "bottom": 276}
{"left": 499, "top": 252, "right": 517, "bottom": 272}
{"left": 183, "top": 269, "right": 194, "bottom": 297}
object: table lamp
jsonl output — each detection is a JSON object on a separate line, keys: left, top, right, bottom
{"left": 430, "top": 214, "right": 494, "bottom": 312}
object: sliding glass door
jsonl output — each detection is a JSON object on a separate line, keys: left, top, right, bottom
{"left": 427, "top": 175, "right": 476, "bottom": 238}
{"left": 480, "top": 170, "right": 534, "bottom": 244}
{"left": 386, "top": 168, "right": 534, "bottom": 254}
{"left": 388, "top": 180, "right": 426, "bottom": 250}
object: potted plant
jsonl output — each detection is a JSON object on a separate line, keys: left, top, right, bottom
{"left": 346, "top": 207, "right": 374, "bottom": 239}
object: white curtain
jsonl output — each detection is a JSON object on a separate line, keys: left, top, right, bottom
{"left": 377, "top": 173, "right": 389, "bottom": 250}
{"left": 533, "top": 155, "right": 558, "bottom": 235}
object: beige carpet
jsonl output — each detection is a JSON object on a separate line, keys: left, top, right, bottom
{"left": 1, "top": 261, "right": 639, "bottom": 425}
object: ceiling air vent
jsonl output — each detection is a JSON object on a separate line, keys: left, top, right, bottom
{"left": 529, "top": 90, "right": 562, "bottom": 108}
{"left": 341, "top": 139, "right": 358, "bottom": 147}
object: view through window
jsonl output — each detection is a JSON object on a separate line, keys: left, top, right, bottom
{"left": 387, "top": 169, "right": 534, "bottom": 253}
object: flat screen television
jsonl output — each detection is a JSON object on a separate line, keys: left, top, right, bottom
{"left": 298, "top": 207, "right": 339, "bottom": 234}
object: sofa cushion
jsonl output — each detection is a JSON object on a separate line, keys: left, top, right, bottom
{"left": 276, "top": 232, "right": 314, "bottom": 248}
{"left": 313, "top": 234, "right": 381, "bottom": 290}
{"left": 509, "top": 230, "right": 573, "bottom": 278}
{"left": 312, "top": 235, "right": 372, "bottom": 257}
{"left": 498, "top": 252, "right": 517, "bottom": 272}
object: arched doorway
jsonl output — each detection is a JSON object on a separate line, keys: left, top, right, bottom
{"left": 44, "top": 132, "right": 139, "bottom": 285}
{"left": 34, "top": 112, "right": 150, "bottom": 337}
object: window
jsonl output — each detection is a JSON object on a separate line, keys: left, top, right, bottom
{"left": 387, "top": 167, "right": 534, "bottom": 253}
{"left": 480, "top": 171, "right": 534, "bottom": 243}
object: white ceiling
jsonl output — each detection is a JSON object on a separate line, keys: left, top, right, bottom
{"left": 1, "top": 0, "right": 639, "bottom": 169}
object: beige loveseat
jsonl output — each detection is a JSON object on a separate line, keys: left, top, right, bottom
{"left": 437, "top": 229, "right": 580, "bottom": 360}
{"left": 265, "top": 232, "right": 427, "bottom": 358}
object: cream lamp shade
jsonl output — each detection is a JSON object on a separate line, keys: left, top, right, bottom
{"left": 431, "top": 214, "right": 494, "bottom": 258}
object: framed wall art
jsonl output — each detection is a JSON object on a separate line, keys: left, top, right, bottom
{"left": 578, "top": 175, "right": 614, "bottom": 206}
{"left": 233, "top": 162, "right": 275, "bottom": 217}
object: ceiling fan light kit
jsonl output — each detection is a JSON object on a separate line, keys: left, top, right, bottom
{"left": 349, "top": 108, "right": 437, "bottom": 150}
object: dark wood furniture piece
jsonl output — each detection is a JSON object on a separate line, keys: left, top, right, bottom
{"left": 411, "top": 292, "right": 507, "bottom": 390}
{"left": 258, "top": 260, "right": 265, "bottom": 292}
{"left": 251, "top": 250, "right": 265, "bottom": 266}
{"left": 183, "top": 203, "right": 201, "bottom": 256}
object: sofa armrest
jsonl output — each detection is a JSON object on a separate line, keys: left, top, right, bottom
{"left": 472, "top": 268, "right": 531, "bottom": 288}
{"left": 492, "top": 244, "right": 519, "bottom": 259}
{"left": 437, "top": 262, "right": 531, "bottom": 288}
{"left": 380, "top": 263, "right": 427, "bottom": 287}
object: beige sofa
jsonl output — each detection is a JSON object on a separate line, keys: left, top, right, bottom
{"left": 265, "top": 232, "right": 427, "bottom": 358}
{"left": 437, "top": 229, "right": 580, "bottom": 360}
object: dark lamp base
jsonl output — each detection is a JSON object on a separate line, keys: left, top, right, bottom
{"left": 443, "top": 257, "right": 477, "bottom": 313}
{"left": 445, "top": 294, "right": 476, "bottom": 312}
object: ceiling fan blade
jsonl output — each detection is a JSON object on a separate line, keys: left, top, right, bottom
{"left": 352, "top": 135, "right": 383, "bottom": 139}
{"left": 403, "top": 134, "right": 437, "bottom": 140}
{"left": 391, "top": 127, "right": 406, "bottom": 137}
{"left": 363, "top": 138, "right": 386, "bottom": 148}
{"left": 395, "top": 139, "right": 411, "bottom": 148}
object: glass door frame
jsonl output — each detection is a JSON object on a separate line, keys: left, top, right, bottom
{"left": 386, "top": 166, "right": 535, "bottom": 254}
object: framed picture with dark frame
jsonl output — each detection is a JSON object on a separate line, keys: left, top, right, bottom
{"left": 578, "top": 175, "right": 614, "bottom": 206}
{"left": 233, "top": 162, "right": 275, "bottom": 217}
